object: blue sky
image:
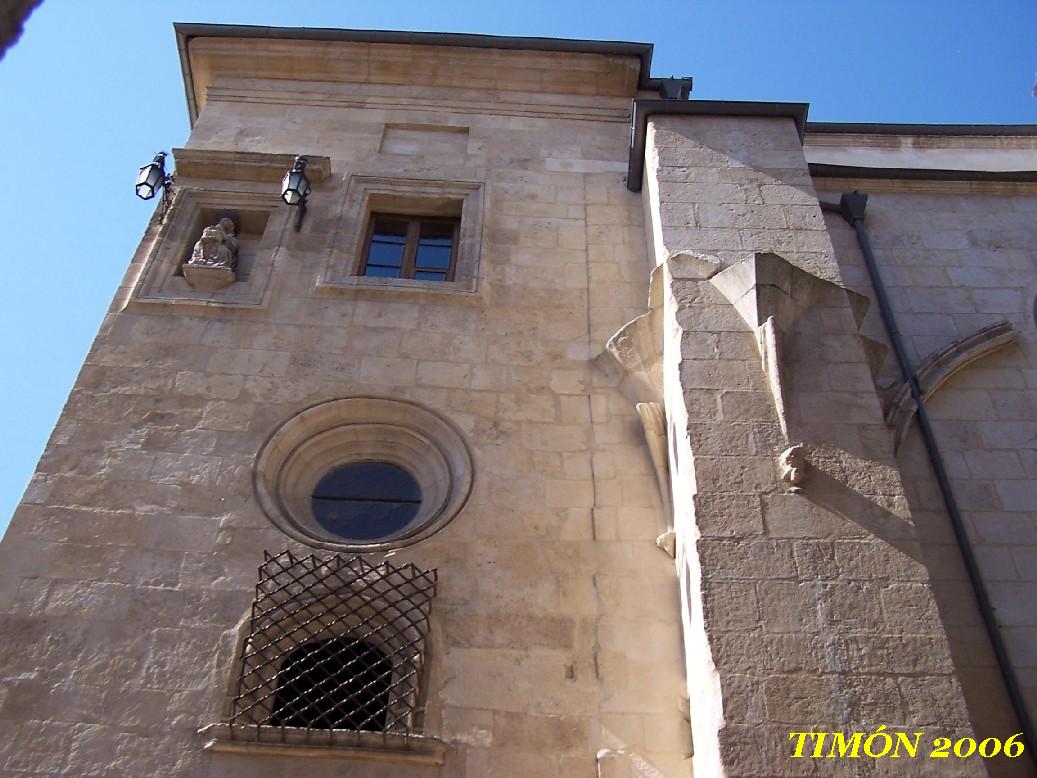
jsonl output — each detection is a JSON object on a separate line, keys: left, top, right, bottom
{"left": 0, "top": 1, "right": 1034, "bottom": 536}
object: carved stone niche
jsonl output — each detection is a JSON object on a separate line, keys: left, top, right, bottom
{"left": 129, "top": 194, "right": 280, "bottom": 311}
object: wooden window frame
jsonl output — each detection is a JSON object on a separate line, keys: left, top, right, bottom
{"left": 360, "top": 213, "right": 460, "bottom": 282}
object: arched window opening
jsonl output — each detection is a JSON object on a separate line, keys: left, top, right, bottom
{"left": 270, "top": 637, "right": 392, "bottom": 731}
{"left": 203, "top": 551, "right": 447, "bottom": 761}
{"left": 226, "top": 551, "right": 436, "bottom": 742}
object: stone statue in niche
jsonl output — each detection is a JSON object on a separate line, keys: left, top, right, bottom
{"left": 182, "top": 217, "right": 240, "bottom": 291}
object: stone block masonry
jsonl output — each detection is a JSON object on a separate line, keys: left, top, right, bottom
{"left": 2, "top": 22, "right": 1035, "bottom": 778}
{"left": 0, "top": 31, "right": 691, "bottom": 778}
{"left": 644, "top": 115, "right": 982, "bottom": 777}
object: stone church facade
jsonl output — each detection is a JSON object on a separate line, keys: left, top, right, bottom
{"left": 0, "top": 23, "right": 1035, "bottom": 778}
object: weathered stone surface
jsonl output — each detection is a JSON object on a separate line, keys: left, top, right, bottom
{"left": 3, "top": 22, "right": 1035, "bottom": 778}
{"left": 0, "top": 29, "right": 696, "bottom": 778}
{"left": 821, "top": 184, "right": 1037, "bottom": 770}
{"left": 647, "top": 115, "right": 987, "bottom": 776}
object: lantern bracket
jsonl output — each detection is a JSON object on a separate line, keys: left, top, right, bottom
{"left": 135, "top": 151, "right": 175, "bottom": 222}
{"left": 280, "top": 155, "right": 312, "bottom": 232}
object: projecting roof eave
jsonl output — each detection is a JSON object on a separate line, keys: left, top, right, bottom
{"left": 808, "top": 164, "right": 1037, "bottom": 182}
{"left": 806, "top": 124, "right": 1037, "bottom": 180}
{"left": 626, "top": 98, "right": 811, "bottom": 191}
{"left": 173, "top": 22, "right": 656, "bottom": 127}
{"left": 806, "top": 122, "right": 1037, "bottom": 136}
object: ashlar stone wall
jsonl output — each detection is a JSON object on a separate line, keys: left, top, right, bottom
{"left": 0, "top": 41, "right": 690, "bottom": 777}
{"left": 821, "top": 184, "right": 1037, "bottom": 778}
{"left": 644, "top": 116, "right": 981, "bottom": 777}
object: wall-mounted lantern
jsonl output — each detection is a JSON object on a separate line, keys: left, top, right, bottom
{"left": 281, "top": 156, "right": 311, "bottom": 231}
{"left": 135, "top": 151, "right": 174, "bottom": 219}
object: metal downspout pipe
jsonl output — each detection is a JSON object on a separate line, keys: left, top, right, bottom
{"left": 823, "top": 191, "right": 1036, "bottom": 767}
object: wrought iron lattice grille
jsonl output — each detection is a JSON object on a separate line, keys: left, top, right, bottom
{"left": 229, "top": 550, "right": 437, "bottom": 736}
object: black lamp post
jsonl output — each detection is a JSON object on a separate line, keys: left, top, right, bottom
{"left": 135, "top": 151, "right": 174, "bottom": 219}
{"left": 281, "top": 156, "right": 311, "bottom": 231}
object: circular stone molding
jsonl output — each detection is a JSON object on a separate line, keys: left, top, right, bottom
{"left": 254, "top": 397, "right": 474, "bottom": 551}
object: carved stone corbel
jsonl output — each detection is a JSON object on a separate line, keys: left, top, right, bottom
{"left": 596, "top": 263, "right": 674, "bottom": 555}
{"left": 595, "top": 262, "right": 665, "bottom": 407}
{"left": 757, "top": 316, "right": 789, "bottom": 440}
{"left": 637, "top": 401, "right": 676, "bottom": 555}
{"left": 779, "top": 444, "right": 809, "bottom": 493}
{"left": 709, "top": 252, "right": 868, "bottom": 486}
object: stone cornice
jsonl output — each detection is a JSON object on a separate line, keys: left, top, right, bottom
{"left": 807, "top": 122, "right": 1037, "bottom": 139}
{"left": 175, "top": 25, "right": 649, "bottom": 124}
{"left": 813, "top": 176, "right": 1037, "bottom": 196}
{"left": 810, "top": 164, "right": 1037, "bottom": 182}
{"left": 202, "top": 82, "right": 632, "bottom": 124}
{"left": 171, "top": 149, "right": 332, "bottom": 184}
{"left": 806, "top": 131, "right": 1037, "bottom": 151}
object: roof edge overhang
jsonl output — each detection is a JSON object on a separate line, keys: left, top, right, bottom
{"left": 806, "top": 124, "right": 1037, "bottom": 181}
{"left": 806, "top": 122, "right": 1037, "bottom": 137}
{"left": 809, "top": 164, "right": 1037, "bottom": 182}
{"left": 626, "top": 99, "right": 810, "bottom": 191}
{"left": 174, "top": 22, "right": 656, "bottom": 127}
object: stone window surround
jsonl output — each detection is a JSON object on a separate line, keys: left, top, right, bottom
{"left": 317, "top": 174, "right": 485, "bottom": 301}
{"left": 253, "top": 397, "right": 474, "bottom": 552}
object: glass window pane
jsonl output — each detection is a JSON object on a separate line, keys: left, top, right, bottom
{"left": 370, "top": 231, "right": 406, "bottom": 245}
{"left": 312, "top": 499, "right": 416, "bottom": 539}
{"left": 414, "top": 244, "right": 452, "bottom": 269}
{"left": 414, "top": 271, "right": 448, "bottom": 282}
{"left": 367, "top": 240, "right": 404, "bottom": 267}
{"left": 419, "top": 221, "right": 454, "bottom": 241}
{"left": 415, "top": 221, "right": 455, "bottom": 270}
{"left": 363, "top": 265, "right": 400, "bottom": 278}
{"left": 366, "top": 218, "right": 407, "bottom": 267}
{"left": 314, "top": 462, "right": 421, "bottom": 502}
{"left": 311, "top": 462, "right": 422, "bottom": 540}
{"left": 372, "top": 218, "right": 408, "bottom": 240}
